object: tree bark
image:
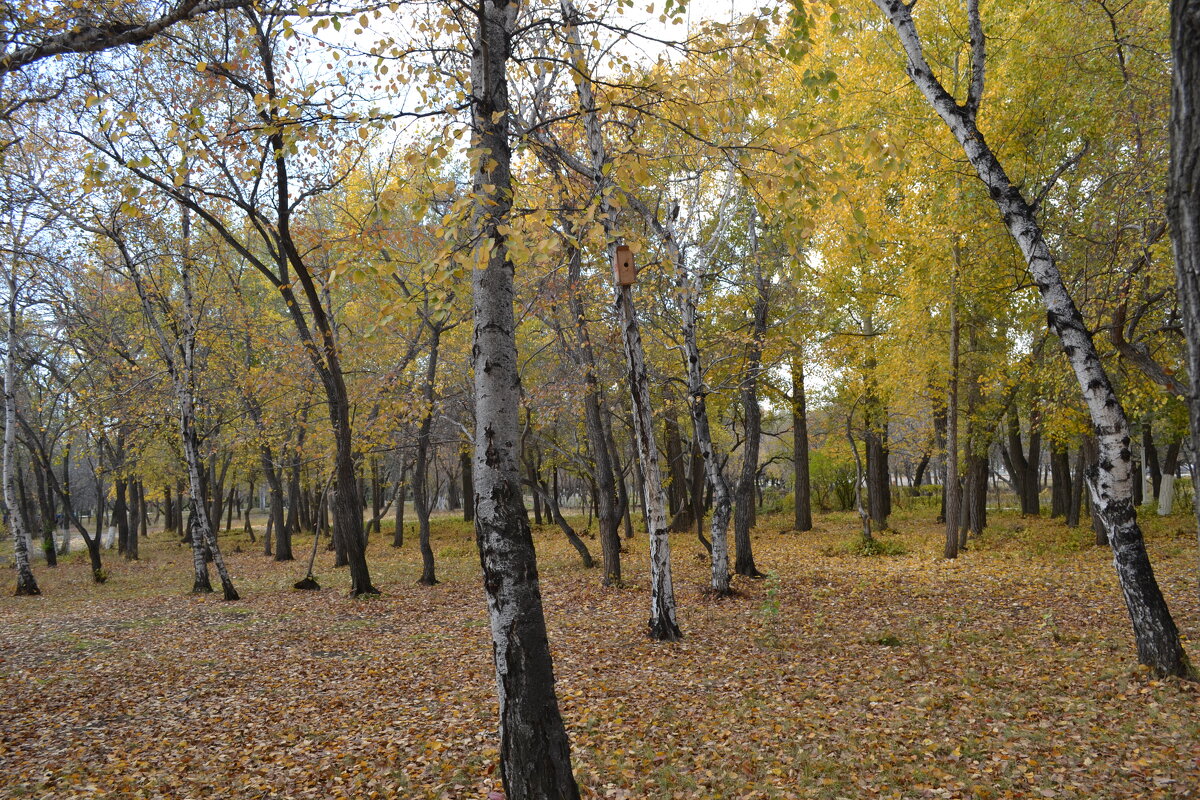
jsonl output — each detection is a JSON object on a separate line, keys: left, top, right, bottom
{"left": 733, "top": 209, "right": 768, "bottom": 577}
{"left": 414, "top": 320, "right": 442, "bottom": 586}
{"left": 878, "top": 0, "right": 1191, "bottom": 677}
{"left": 392, "top": 472, "right": 406, "bottom": 548}
{"left": 945, "top": 263, "right": 961, "bottom": 560}
{"left": 6, "top": 269, "right": 38, "bottom": 596}
{"left": 469, "top": 2, "right": 581, "bottom": 795}
{"left": 791, "top": 352, "right": 812, "bottom": 532}
{"left": 1050, "top": 445, "right": 1072, "bottom": 519}
{"left": 1144, "top": 424, "right": 1162, "bottom": 501}
{"left": 1169, "top": 0, "right": 1200, "bottom": 576}
{"left": 618, "top": 284, "right": 683, "bottom": 638}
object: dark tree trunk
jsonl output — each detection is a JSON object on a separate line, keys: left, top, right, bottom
{"left": 864, "top": 409, "right": 890, "bottom": 529}
{"left": 1067, "top": 444, "right": 1086, "bottom": 528}
{"left": 163, "top": 484, "right": 175, "bottom": 533}
{"left": 1170, "top": 0, "right": 1200, "bottom": 605}
{"left": 734, "top": 217, "right": 768, "bottom": 576}
{"left": 224, "top": 484, "right": 235, "bottom": 532}
{"left": 114, "top": 478, "right": 130, "bottom": 558}
{"left": 791, "top": 352, "right": 812, "bottom": 532}
{"left": 528, "top": 457, "right": 543, "bottom": 526}
{"left": 1003, "top": 407, "right": 1042, "bottom": 516}
{"left": 460, "top": 449, "right": 474, "bottom": 522}
{"left": 530, "top": 479, "right": 593, "bottom": 568}
{"left": 32, "top": 460, "right": 56, "bottom": 567}
{"left": 392, "top": 472, "right": 406, "bottom": 548}
{"left": 174, "top": 479, "right": 184, "bottom": 542}
{"left": 1050, "top": 445, "right": 1072, "bottom": 518}
{"left": 663, "top": 410, "right": 692, "bottom": 530}
{"left": 1144, "top": 424, "right": 1162, "bottom": 501}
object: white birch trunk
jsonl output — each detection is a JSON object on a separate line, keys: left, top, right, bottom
{"left": 1169, "top": 0, "right": 1200, "bottom": 593}
{"left": 617, "top": 285, "right": 681, "bottom": 640}
{"left": 116, "top": 209, "right": 238, "bottom": 600}
{"left": 875, "top": 0, "right": 1190, "bottom": 677}
{"left": 680, "top": 279, "right": 732, "bottom": 595}
{"left": 1158, "top": 475, "right": 1176, "bottom": 516}
{"left": 561, "top": 0, "right": 681, "bottom": 618}
{"left": 470, "top": 1, "right": 580, "bottom": 795}
{"left": 5, "top": 269, "right": 37, "bottom": 595}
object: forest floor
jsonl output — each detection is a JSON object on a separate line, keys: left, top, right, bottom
{"left": 1, "top": 506, "right": 1198, "bottom": 800}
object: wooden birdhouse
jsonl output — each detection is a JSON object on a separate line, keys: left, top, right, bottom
{"left": 613, "top": 245, "right": 636, "bottom": 286}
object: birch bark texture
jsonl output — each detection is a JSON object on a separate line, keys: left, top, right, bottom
{"left": 617, "top": 284, "right": 682, "bottom": 640}
{"left": 1169, "top": 0, "right": 1200, "bottom": 569}
{"left": 5, "top": 269, "right": 38, "bottom": 595}
{"left": 560, "top": 0, "right": 625, "bottom": 585}
{"left": 116, "top": 210, "right": 238, "bottom": 601}
{"left": 874, "top": 0, "right": 1191, "bottom": 677}
{"left": 468, "top": 1, "right": 580, "bottom": 796}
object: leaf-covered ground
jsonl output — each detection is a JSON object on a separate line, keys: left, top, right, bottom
{"left": 1, "top": 508, "right": 1198, "bottom": 799}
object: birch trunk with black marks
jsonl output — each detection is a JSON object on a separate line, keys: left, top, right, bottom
{"left": 661, "top": 221, "right": 733, "bottom": 593}
{"left": 876, "top": 0, "right": 1192, "bottom": 677}
{"left": 116, "top": 211, "right": 237, "bottom": 600}
{"left": 414, "top": 320, "right": 442, "bottom": 586}
{"left": 680, "top": 273, "right": 732, "bottom": 595}
{"left": 469, "top": 1, "right": 580, "bottom": 795}
{"left": 618, "top": 286, "right": 682, "bottom": 639}
{"left": 5, "top": 271, "right": 37, "bottom": 595}
{"left": 558, "top": 0, "right": 627, "bottom": 582}
{"left": 1169, "top": 0, "right": 1200, "bottom": 565}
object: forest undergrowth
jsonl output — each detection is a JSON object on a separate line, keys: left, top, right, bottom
{"left": 1, "top": 509, "right": 1197, "bottom": 800}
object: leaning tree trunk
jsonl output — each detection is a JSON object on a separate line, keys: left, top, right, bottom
{"left": 618, "top": 285, "right": 682, "bottom": 640}
{"left": 4, "top": 273, "right": 37, "bottom": 596}
{"left": 680, "top": 274, "right": 732, "bottom": 595}
{"left": 468, "top": 2, "right": 580, "bottom": 796}
{"left": 878, "top": 0, "right": 1191, "bottom": 677}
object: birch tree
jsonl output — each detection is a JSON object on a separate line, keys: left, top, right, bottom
{"left": 4, "top": 264, "right": 37, "bottom": 595}
{"left": 870, "top": 0, "right": 1192, "bottom": 678}
{"left": 465, "top": 0, "right": 580, "bottom": 795}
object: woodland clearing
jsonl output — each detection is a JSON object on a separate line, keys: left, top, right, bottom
{"left": 2, "top": 509, "right": 1197, "bottom": 800}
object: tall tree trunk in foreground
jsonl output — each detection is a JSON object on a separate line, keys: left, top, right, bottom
{"left": 5, "top": 271, "right": 37, "bottom": 596}
{"left": 469, "top": 1, "right": 580, "bottom": 795}
{"left": 1170, "top": 0, "right": 1200, "bottom": 571}
{"left": 877, "top": 0, "right": 1191, "bottom": 677}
